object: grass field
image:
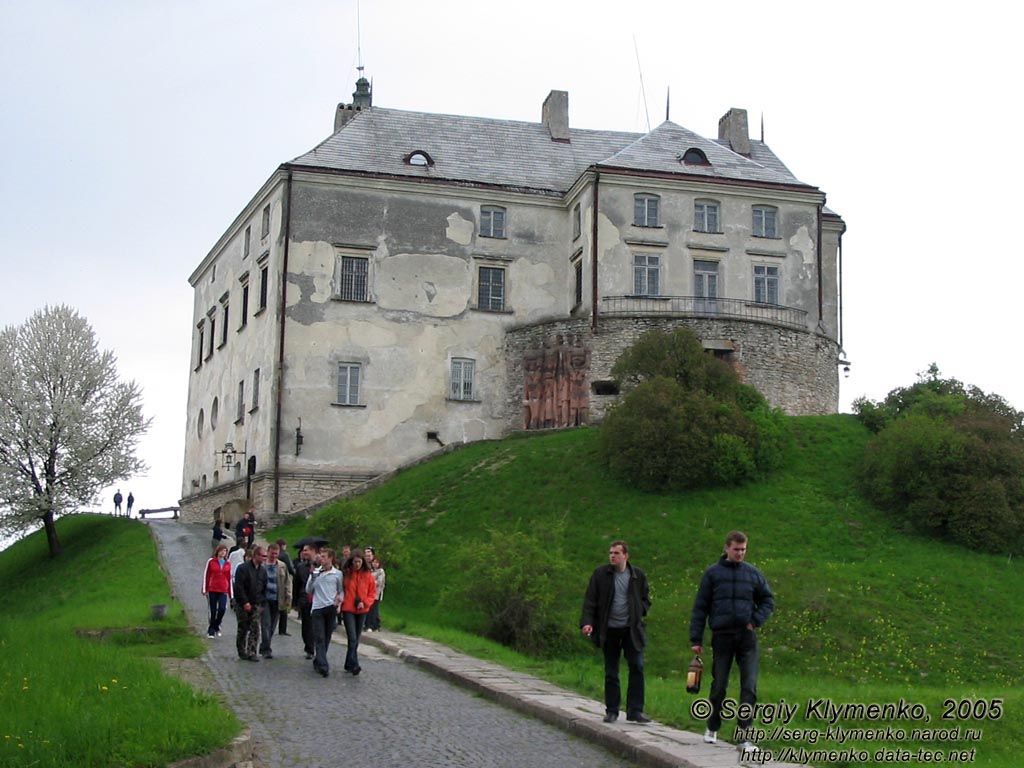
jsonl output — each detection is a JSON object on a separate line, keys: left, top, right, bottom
{"left": 269, "top": 415, "right": 1023, "bottom": 768}
{"left": 0, "top": 515, "right": 238, "bottom": 768}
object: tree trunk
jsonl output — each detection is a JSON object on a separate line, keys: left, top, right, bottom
{"left": 42, "top": 511, "right": 62, "bottom": 557}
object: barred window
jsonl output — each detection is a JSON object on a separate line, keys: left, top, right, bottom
{"left": 478, "top": 266, "right": 505, "bottom": 311}
{"left": 336, "top": 255, "right": 369, "bottom": 302}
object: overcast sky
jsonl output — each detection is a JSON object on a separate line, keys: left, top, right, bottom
{"left": 1, "top": 0, "right": 1021, "bottom": 523}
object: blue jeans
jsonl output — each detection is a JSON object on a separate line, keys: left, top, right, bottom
{"left": 206, "top": 592, "right": 227, "bottom": 635}
{"left": 311, "top": 606, "right": 338, "bottom": 672}
{"left": 342, "top": 612, "right": 366, "bottom": 671}
{"left": 260, "top": 602, "right": 280, "bottom": 654}
{"left": 602, "top": 626, "right": 645, "bottom": 716}
{"left": 708, "top": 628, "right": 759, "bottom": 732}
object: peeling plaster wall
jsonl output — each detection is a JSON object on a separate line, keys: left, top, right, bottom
{"left": 276, "top": 175, "right": 574, "bottom": 477}
{"left": 181, "top": 181, "right": 286, "bottom": 505}
{"left": 596, "top": 180, "right": 828, "bottom": 335}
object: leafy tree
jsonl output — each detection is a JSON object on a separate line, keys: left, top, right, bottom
{"left": 600, "top": 328, "right": 790, "bottom": 491}
{"left": 855, "top": 365, "right": 1024, "bottom": 553}
{"left": 0, "top": 306, "right": 149, "bottom": 556}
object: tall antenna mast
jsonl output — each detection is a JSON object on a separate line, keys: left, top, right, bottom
{"left": 632, "top": 34, "right": 651, "bottom": 132}
{"left": 356, "top": 0, "right": 364, "bottom": 77}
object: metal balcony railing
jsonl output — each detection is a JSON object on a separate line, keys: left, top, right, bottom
{"left": 599, "top": 295, "right": 808, "bottom": 329}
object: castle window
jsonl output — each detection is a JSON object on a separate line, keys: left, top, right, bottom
{"left": 634, "top": 194, "right": 660, "bottom": 227}
{"left": 632, "top": 253, "right": 660, "bottom": 296}
{"left": 219, "top": 294, "right": 229, "bottom": 348}
{"left": 753, "top": 206, "right": 778, "bottom": 238}
{"left": 197, "top": 408, "right": 205, "bottom": 438}
{"left": 238, "top": 273, "right": 250, "bottom": 330}
{"left": 243, "top": 225, "right": 251, "bottom": 259}
{"left": 195, "top": 322, "right": 205, "bottom": 370}
{"left": 477, "top": 266, "right": 506, "bottom": 311}
{"left": 335, "top": 255, "right": 370, "bottom": 302}
{"left": 573, "top": 203, "right": 581, "bottom": 240}
{"left": 257, "top": 256, "right": 269, "bottom": 314}
{"left": 336, "top": 363, "right": 362, "bottom": 406}
{"left": 236, "top": 379, "right": 245, "bottom": 424}
{"left": 206, "top": 308, "right": 216, "bottom": 360}
{"left": 261, "top": 204, "right": 271, "bottom": 238}
{"left": 694, "top": 260, "right": 719, "bottom": 312}
{"left": 250, "top": 368, "right": 260, "bottom": 413}
{"left": 753, "top": 264, "right": 780, "bottom": 305}
{"left": 404, "top": 150, "right": 434, "bottom": 167}
{"left": 210, "top": 396, "right": 219, "bottom": 430}
{"left": 694, "top": 200, "right": 721, "bottom": 233}
{"left": 480, "top": 206, "right": 506, "bottom": 239}
{"left": 450, "top": 358, "right": 476, "bottom": 401}
{"left": 573, "top": 257, "right": 584, "bottom": 308}
{"left": 681, "top": 148, "right": 710, "bottom": 165}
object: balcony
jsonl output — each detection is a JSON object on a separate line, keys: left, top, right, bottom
{"left": 599, "top": 295, "right": 808, "bottom": 330}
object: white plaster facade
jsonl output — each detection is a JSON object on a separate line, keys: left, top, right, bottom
{"left": 180, "top": 85, "right": 847, "bottom": 525}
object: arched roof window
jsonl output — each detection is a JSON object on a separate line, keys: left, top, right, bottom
{"left": 680, "top": 148, "right": 711, "bottom": 166}
{"left": 404, "top": 150, "right": 435, "bottom": 167}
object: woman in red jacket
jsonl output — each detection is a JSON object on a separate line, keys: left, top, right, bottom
{"left": 202, "top": 544, "right": 233, "bottom": 638}
{"left": 341, "top": 550, "right": 377, "bottom": 674}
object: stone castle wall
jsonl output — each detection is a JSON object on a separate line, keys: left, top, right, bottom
{"left": 504, "top": 315, "right": 838, "bottom": 430}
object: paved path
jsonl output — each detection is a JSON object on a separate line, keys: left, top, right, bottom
{"left": 149, "top": 520, "right": 806, "bottom": 768}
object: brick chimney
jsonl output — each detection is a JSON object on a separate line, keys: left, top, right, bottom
{"left": 542, "top": 90, "right": 570, "bottom": 143}
{"left": 718, "top": 107, "right": 750, "bottom": 155}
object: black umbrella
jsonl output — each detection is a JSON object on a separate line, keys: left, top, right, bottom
{"left": 294, "top": 536, "right": 329, "bottom": 549}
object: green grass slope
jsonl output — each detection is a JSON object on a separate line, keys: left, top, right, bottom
{"left": 273, "top": 414, "right": 1022, "bottom": 767}
{"left": 0, "top": 515, "right": 238, "bottom": 768}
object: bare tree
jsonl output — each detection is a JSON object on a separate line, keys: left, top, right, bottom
{"left": 0, "top": 305, "right": 150, "bottom": 556}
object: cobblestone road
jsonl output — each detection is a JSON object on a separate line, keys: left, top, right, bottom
{"left": 150, "top": 521, "right": 631, "bottom": 768}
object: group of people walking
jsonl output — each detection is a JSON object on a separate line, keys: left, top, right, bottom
{"left": 580, "top": 531, "right": 773, "bottom": 755}
{"left": 201, "top": 526, "right": 387, "bottom": 679}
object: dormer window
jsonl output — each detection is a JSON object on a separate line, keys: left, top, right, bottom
{"left": 404, "top": 150, "right": 434, "bottom": 167}
{"left": 680, "top": 148, "right": 711, "bottom": 166}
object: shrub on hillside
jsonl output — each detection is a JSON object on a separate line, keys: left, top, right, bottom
{"left": 439, "top": 526, "right": 575, "bottom": 656}
{"left": 311, "top": 497, "right": 407, "bottom": 568}
{"left": 599, "top": 327, "right": 791, "bottom": 491}
{"left": 855, "top": 365, "right": 1024, "bottom": 553}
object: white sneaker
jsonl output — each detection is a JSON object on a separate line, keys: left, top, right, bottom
{"left": 704, "top": 729, "right": 717, "bottom": 744}
{"left": 737, "top": 741, "right": 760, "bottom": 753}
{"left": 216, "top": 631, "right": 222, "bottom": 637}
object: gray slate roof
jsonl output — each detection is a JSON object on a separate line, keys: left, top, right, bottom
{"left": 289, "top": 107, "right": 816, "bottom": 195}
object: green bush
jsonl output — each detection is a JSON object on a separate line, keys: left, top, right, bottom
{"left": 439, "top": 526, "right": 575, "bottom": 656}
{"left": 311, "top": 496, "right": 407, "bottom": 567}
{"left": 856, "top": 366, "right": 1024, "bottom": 554}
{"left": 600, "top": 326, "right": 791, "bottom": 492}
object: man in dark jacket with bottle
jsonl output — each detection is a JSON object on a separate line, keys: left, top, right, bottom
{"left": 233, "top": 545, "right": 268, "bottom": 661}
{"left": 689, "top": 530, "right": 774, "bottom": 753}
{"left": 580, "top": 540, "right": 652, "bottom": 724}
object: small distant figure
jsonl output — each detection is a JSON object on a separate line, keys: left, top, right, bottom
{"left": 126, "top": 492, "right": 134, "bottom": 517}
{"left": 235, "top": 510, "right": 256, "bottom": 549}
{"left": 113, "top": 489, "right": 123, "bottom": 516}
{"left": 212, "top": 519, "right": 232, "bottom": 550}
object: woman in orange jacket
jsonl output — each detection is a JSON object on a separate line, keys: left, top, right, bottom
{"left": 341, "top": 550, "right": 377, "bottom": 675}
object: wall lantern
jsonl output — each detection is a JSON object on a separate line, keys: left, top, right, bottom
{"left": 295, "top": 418, "right": 304, "bottom": 456}
{"left": 217, "top": 441, "right": 246, "bottom": 468}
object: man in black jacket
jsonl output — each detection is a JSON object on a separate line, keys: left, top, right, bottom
{"left": 292, "top": 544, "right": 316, "bottom": 659}
{"left": 233, "top": 545, "right": 268, "bottom": 661}
{"left": 689, "top": 531, "right": 774, "bottom": 752}
{"left": 580, "top": 540, "right": 652, "bottom": 724}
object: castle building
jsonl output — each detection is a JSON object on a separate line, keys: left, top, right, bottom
{"left": 180, "top": 79, "right": 847, "bottom": 524}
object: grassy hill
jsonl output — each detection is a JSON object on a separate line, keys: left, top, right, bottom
{"left": 271, "top": 415, "right": 1022, "bottom": 767}
{"left": 0, "top": 515, "right": 237, "bottom": 768}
